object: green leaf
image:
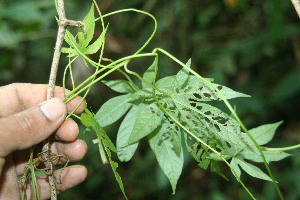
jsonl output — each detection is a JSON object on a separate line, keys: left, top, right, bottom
{"left": 128, "top": 102, "right": 164, "bottom": 144}
{"left": 80, "top": 109, "right": 96, "bottom": 127}
{"left": 230, "top": 157, "right": 241, "bottom": 179}
{"left": 248, "top": 121, "right": 283, "bottom": 145}
{"left": 85, "top": 26, "right": 107, "bottom": 54}
{"left": 178, "top": 76, "right": 249, "bottom": 101}
{"left": 109, "top": 159, "right": 128, "bottom": 200}
{"left": 149, "top": 121, "right": 183, "bottom": 194}
{"left": 235, "top": 158, "right": 272, "bottom": 181}
{"left": 78, "top": 4, "right": 95, "bottom": 48}
{"left": 102, "top": 80, "right": 136, "bottom": 93}
{"left": 215, "top": 84, "right": 250, "bottom": 99}
{"left": 155, "top": 76, "right": 177, "bottom": 94}
{"left": 142, "top": 58, "right": 157, "bottom": 89}
{"left": 64, "top": 30, "right": 77, "bottom": 49}
{"left": 104, "top": 146, "right": 128, "bottom": 200}
{"left": 95, "top": 94, "right": 133, "bottom": 127}
{"left": 101, "top": 133, "right": 117, "bottom": 153}
{"left": 61, "top": 47, "right": 75, "bottom": 54}
{"left": 173, "top": 97, "right": 243, "bottom": 147}
{"left": 117, "top": 105, "right": 143, "bottom": 162}
{"left": 176, "top": 58, "right": 191, "bottom": 87}
{"left": 239, "top": 149, "right": 290, "bottom": 163}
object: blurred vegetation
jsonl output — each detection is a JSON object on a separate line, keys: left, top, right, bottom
{"left": 1, "top": 0, "right": 300, "bottom": 199}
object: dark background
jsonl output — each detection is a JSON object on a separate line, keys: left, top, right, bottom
{"left": 1, "top": 0, "right": 300, "bottom": 199}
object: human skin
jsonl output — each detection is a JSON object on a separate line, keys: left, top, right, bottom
{"left": 0, "top": 83, "right": 88, "bottom": 199}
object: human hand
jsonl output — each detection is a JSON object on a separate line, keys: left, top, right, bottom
{"left": 0, "top": 83, "right": 87, "bottom": 199}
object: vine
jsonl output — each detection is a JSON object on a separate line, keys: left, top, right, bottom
{"left": 21, "top": 1, "right": 300, "bottom": 199}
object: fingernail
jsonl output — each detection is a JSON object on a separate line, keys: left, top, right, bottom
{"left": 39, "top": 98, "right": 66, "bottom": 121}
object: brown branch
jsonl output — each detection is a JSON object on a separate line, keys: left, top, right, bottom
{"left": 42, "top": 0, "right": 86, "bottom": 199}
{"left": 291, "top": 0, "right": 300, "bottom": 18}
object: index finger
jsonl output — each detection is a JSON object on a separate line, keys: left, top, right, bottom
{"left": 0, "top": 83, "right": 86, "bottom": 117}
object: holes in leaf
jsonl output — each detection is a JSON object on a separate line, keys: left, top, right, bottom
{"left": 203, "top": 93, "right": 212, "bottom": 98}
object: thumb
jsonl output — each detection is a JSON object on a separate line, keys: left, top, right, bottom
{"left": 0, "top": 98, "right": 67, "bottom": 157}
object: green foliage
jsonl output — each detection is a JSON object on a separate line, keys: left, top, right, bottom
{"left": 149, "top": 120, "right": 184, "bottom": 194}
{"left": 96, "top": 58, "right": 289, "bottom": 195}
{"left": 62, "top": 4, "right": 107, "bottom": 61}
{"left": 3, "top": 0, "right": 300, "bottom": 199}
{"left": 62, "top": 3, "right": 294, "bottom": 199}
{"left": 80, "top": 108, "right": 127, "bottom": 199}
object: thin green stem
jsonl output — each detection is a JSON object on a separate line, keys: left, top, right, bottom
{"left": 98, "top": 8, "right": 157, "bottom": 55}
{"left": 154, "top": 47, "right": 283, "bottom": 200}
{"left": 117, "top": 69, "right": 140, "bottom": 91}
{"left": 123, "top": 60, "right": 171, "bottom": 97}
{"left": 63, "top": 56, "right": 78, "bottom": 95}
{"left": 65, "top": 53, "right": 157, "bottom": 102}
{"left": 64, "top": 62, "right": 125, "bottom": 103}
{"left": 264, "top": 144, "right": 300, "bottom": 152}
{"left": 29, "top": 147, "right": 40, "bottom": 200}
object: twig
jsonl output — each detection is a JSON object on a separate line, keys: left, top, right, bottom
{"left": 291, "top": 0, "right": 300, "bottom": 18}
{"left": 42, "top": 0, "right": 86, "bottom": 199}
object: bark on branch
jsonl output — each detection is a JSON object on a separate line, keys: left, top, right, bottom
{"left": 291, "top": 0, "right": 300, "bottom": 18}
{"left": 42, "top": 0, "right": 85, "bottom": 199}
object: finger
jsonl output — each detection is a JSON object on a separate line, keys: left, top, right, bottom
{"left": 23, "top": 165, "right": 87, "bottom": 200}
{"left": 13, "top": 119, "right": 80, "bottom": 170}
{"left": 15, "top": 139, "right": 87, "bottom": 176}
{"left": 0, "top": 98, "right": 66, "bottom": 157}
{"left": 50, "top": 139, "right": 87, "bottom": 164}
{"left": 0, "top": 83, "right": 85, "bottom": 117}
{"left": 55, "top": 119, "right": 79, "bottom": 142}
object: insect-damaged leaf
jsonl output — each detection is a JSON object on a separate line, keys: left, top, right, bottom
{"left": 102, "top": 79, "right": 136, "bottom": 93}
{"left": 176, "top": 76, "right": 249, "bottom": 101}
{"left": 117, "top": 105, "right": 143, "bottom": 162}
{"left": 95, "top": 94, "right": 133, "bottom": 127}
{"left": 128, "top": 102, "right": 164, "bottom": 144}
{"left": 149, "top": 121, "right": 183, "bottom": 194}
{"left": 173, "top": 96, "right": 244, "bottom": 147}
